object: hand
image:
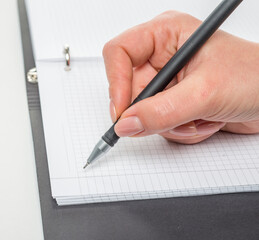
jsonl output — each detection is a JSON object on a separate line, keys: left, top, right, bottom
{"left": 102, "top": 11, "right": 259, "bottom": 144}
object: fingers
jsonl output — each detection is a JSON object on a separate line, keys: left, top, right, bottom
{"left": 103, "top": 11, "right": 183, "bottom": 121}
{"left": 131, "top": 62, "right": 160, "bottom": 101}
{"left": 103, "top": 23, "right": 155, "bottom": 120}
{"left": 161, "top": 133, "right": 215, "bottom": 145}
{"left": 221, "top": 121, "right": 259, "bottom": 134}
{"left": 160, "top": 120, "right": 226, "bottom": 144}
{"left": 114, "top": 73, "right": 213, "bottom": 137}
{"left": 170, "top": 120, "right": 226, "bottom": 137}
{"left": 131, "top": 62, "right": 179, "bottom": 102}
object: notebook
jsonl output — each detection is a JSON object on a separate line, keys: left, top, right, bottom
{"left": 25, "top": 0, "right": 259, "bottom": 205}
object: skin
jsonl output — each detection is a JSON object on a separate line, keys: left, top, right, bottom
{"left": 102, "top": 11, "right": 259, "bottom": 144}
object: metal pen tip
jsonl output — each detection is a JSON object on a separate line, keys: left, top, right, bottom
{"left": 83, "top": 162, "right": 89, "bottom": 169}
{"left": 83, "top": 138, "right": 112, "bottom": 169}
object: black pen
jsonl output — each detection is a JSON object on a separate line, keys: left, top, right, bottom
{"left": 84, "top": 0, "right": 243, "bottom": 168}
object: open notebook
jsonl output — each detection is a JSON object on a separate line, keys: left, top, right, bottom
{"left": 25, "top": 0, "right": 259, "bottom": 205}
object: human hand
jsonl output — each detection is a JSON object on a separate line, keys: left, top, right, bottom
{"left": 103, "top": 11, "right": 259, "bottom": 144}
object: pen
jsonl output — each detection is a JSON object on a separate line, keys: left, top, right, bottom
{"left": 84, "top": 0, "right": 243, "bottom": 168}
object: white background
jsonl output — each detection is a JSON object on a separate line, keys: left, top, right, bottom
{"left": 0, "top": 0, "right": 43, "bottom": 239}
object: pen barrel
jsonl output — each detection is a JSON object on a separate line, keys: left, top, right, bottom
{"left": 136, "top": 0, "right": 243, "bottom": 101}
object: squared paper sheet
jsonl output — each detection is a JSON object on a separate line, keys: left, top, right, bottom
{"left": 37, "top": 59, "right": 259, "bottom": 205}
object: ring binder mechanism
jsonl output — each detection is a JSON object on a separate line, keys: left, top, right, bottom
{"left": 63, "top": 45, "right": 71, "bottom": 71}
{"left": 27, "top": 67, "right": 38, "bottom": 83}
{"left": 27, "top": 45, "right": 71, "bottom": 84}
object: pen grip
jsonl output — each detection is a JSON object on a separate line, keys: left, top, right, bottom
{"left": 102, "top": 121, "right": 119, "bottom": 147}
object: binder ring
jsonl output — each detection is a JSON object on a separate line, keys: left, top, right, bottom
{"left": 63, "top": 45, "right": 71, "bottom": 71}
{"left": 27, "top": 67, "right": 38, "bottom": 84}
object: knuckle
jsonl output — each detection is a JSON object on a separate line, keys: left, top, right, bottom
{"left": 156, "top": 10, "right": 191, "bottom": 24}
{"left": 158, "top": 10, "right": 182, "bottom": 19}
{"left": 149, "top": 96, "right": 176, "bottom": 130}
{"left": 199, "top": 80, "right": 214, "bottom": 101}
{"left": 102, "top": 40, "right": 115, "bottom": 57}
{"left": 108, "top": 84, "right": 115, "bottom": 95}
{"left": 201, "top": 80, "right": 229, "bottom": 120}
{"left": 196, "top": 77, "right": 219, "bottom": 111}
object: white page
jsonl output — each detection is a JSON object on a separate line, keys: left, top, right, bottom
{"left": 26, "top": 0, "right": 259, "bottom": 60}
{"left": 36, "top": 59, "right": 259, "bottom": 205}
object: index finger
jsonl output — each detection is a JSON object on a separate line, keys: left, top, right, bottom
{"left": 102, "top": 22, "right": 155, "bottom": 119}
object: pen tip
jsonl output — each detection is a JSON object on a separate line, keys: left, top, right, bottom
{"left": 83, "top": 138, "right": 112, "bottom": 169}
{"left": 83, "top": 162, "right": 89, "bottom": 169}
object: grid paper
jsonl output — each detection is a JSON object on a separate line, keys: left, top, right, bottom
{"left": 36, "top": 59, "right": 259, "bottom": 205}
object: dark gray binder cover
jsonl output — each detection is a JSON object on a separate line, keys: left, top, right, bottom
{"left": 18, "top": 0, "right": 259, "bottom": 239}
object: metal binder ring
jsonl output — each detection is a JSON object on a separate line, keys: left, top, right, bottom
{"left": 63, "top": 45, "right": 71, "bottom": 71}
{"left": 27, "top": 67, "right": 38, "bottom": 84}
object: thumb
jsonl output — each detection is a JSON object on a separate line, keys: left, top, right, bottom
{"left": 114, "top": 74, "right": 211, "bottom": 137}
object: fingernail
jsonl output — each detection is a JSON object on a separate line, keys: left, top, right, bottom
{"left": 115, "top": 116, "right": 144, "bottom": 137}
{"left": 196, "top": 122, "right": 225, "bottom": 135}
{"left": 110, "top": 100, "right": 117, "bottom": 123}
{"left": 169, "top": 124, "right": 197, "bottom": 137}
